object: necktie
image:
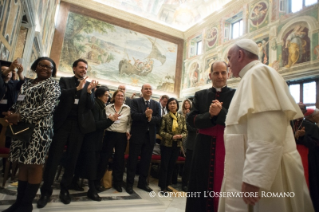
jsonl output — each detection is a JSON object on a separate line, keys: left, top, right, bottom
{"left": 145, "top": 100, "right": 150, "bottom": 108}
{"left": 162, "top": 107, "right": 165, "bottom": 116}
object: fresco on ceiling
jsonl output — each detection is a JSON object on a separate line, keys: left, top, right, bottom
{"left": 282, "top": 24, "right": 310, "bottom": 68}
{"left": 205, "top": 26, "right": 218, "bottom": 50}
{"left": 256, "top": 37, "right": 269, "bottom": 65}
{"left": 59, "top": 12, "right": 178, "bottom": 93}
{"left": 249, "top": 1, "right": 268, "bottom": 31}
{"left": 94, "top": 0, "right": 230, "bottom": 31}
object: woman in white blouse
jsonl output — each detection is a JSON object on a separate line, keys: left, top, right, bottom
{"left": 96, "top": 89, "right": 131, "bottom": 192}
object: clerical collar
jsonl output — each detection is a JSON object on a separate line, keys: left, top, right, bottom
{"left": 212, "top": 85, "right": 226, "bottom": 92}
{"left": 239, "top": 60, "right": 261, "bottom": 78}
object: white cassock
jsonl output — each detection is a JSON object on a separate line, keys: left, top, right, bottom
{"left": 218, "top": 60, "right": 314, "bottom": 212}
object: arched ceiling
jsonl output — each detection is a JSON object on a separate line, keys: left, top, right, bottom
{"left": 93, "top": 0, "right": 232, "bottom": 31}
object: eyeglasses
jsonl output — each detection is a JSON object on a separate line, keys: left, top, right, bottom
{"left": 38, "top": 63, "right": 53, "bottom": 70}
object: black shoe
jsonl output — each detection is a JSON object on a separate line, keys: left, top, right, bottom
{"left": 94, "top": 180, "right": 104, "bottom": 192}
{"left": 137, "top": 185, "right": 153, "bottom": 192}
{"left": 2, "top": 202, "right": 19, "bottom": 212}
{"left": 182, "top": 186, "right": 188, "bottom": 192}
{"left": 37, "top": 193, "right": 50, "bottom": 208}
{"left": 113, "top": 185, "right": 122, "bottom": 192}
{"left": 125, "top": 185, "right": 133, "bottom": 194}
{"left": 59, "top": 189, "right": 71, "bottom": 204}
{"left": 69, "top": 181, "right": 84, "bottom": 191}
{"left": 87, "top": 189, "right": 101, "bottom": 201}
{"left": 166, "top": 187, "right": 173, "bottom": 192}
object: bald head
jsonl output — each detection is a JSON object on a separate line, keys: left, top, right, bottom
{"left": 141, "top": 84, "right": 152, "bottom": 100}
{"left": 118, "top": 85, "right": 126, "bottom": 93}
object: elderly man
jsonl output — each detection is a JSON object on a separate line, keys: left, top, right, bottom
{"left": 304, "top": 108, "right": 319, "bottom": 125}
{"left": 218, "top": 39, "right": 314, "bottom": 212}
{"left": 125, "top": 84, "right": 161, "bottom": 194}
{"left": 186, "top": 61, "right": 235, "bottom": 212}
{"left": 118, "top": 84, "right": 132, "bottom": 107}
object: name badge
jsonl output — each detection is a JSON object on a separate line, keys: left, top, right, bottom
{"left": 17, "top": 95, "right": 25, "bottom": 101}
{"left": 0, "top": 99, "right": 7, "bottom": 104}
{"left": 74, "top": 99, "right": 79, "bottom": 104}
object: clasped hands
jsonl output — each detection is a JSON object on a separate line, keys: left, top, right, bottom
{"left": 76, "top": 77, "right": 99, "bottom": 93}
{"left": 173, "top": 135, "right": 182, "bottom": 140}
{"left": 145, "top": 107, "right": 153, "bottom": 122}
{"left": 209, "top": 100, "right": 223, "bottom": 117}
{"left": 295, "top": 127, "right": 305, "bottom": 139}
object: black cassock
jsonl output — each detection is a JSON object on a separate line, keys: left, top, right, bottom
{"left": 291, "top": 119, "right": 319, "bottom": 212}
{"left": 186, "top": 86, "right": 235, "bottom": 212}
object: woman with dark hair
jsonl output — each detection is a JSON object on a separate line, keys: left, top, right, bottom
{"left": 159, "top": 98, "right": 187, "bottom": 193}
{"left": 77, "top": 86, "right": 119, "bottom": 201}
{"left": 96, "top": 89, "right": 131, "bottom": 192}
{"left": 2, "top": 57, "right": 61, "bottom": 212}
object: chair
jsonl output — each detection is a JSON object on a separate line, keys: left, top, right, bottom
{"left": 0, "top": 118, "right": 18, "bottom": 187}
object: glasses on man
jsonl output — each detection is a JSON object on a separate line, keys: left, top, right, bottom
{"left": 38, "top": 63, "right": 53, "bottom": 70}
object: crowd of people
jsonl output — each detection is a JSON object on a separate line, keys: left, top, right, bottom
{"left": 0, "top": 38, "right": 317, "bottom": 212}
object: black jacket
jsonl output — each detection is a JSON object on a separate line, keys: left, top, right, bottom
{"left": 187, "top": 87, "right": 236, "bottom": 129}
{"left": 53, "top": 77, "right": 95, "bottom": 134}
{"left": 81, "top": 100, "right": 114, "bottom": 152}
{"left": 130, "top": 97, "right": 161, "bottom": 144}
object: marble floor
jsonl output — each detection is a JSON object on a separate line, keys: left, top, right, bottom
{"left": 0, "top": 174, "right": 187, "bottom": 212}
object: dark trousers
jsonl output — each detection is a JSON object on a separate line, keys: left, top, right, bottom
{"left": 158, "top": 145, "right": 180, "bottom": 190}
{"left": 97, "top": 131, "right": 127, "bottom": 185}
{"left": 41, "top": 119, "right": 84, "bottom": 195}
{"left": 126, "top": 132, "right": 154, "bottom": 186}
{"left": 182, "top": 149, "right": 193, "bottom": 187}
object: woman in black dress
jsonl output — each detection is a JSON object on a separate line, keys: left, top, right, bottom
{"left": 3, "top": 57, "right": 61, "bottom": 212}
{"left": 77, "top": 86, "right": 119, "bottom": 201}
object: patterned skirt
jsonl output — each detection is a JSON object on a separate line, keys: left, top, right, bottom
{"left": 9, "top": 126, "right": 53, "bottom": 164}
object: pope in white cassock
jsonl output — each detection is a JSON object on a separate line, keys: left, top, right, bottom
{"left": 218, "top": 39, "right": 314, "bottom": 212}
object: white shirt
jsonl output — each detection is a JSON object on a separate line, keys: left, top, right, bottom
{"left": 105, "top": 103, "right": 131, "bottom": 133}
{"left": 160, "top": 104, "right": 167, "bottom": 117}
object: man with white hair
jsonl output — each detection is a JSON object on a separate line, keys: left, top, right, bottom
{"left": 304, "top": 108, "right": 319, "bottom": 125}
{"left": 118, "top": 85, "right": 132, "bottom": 107}
{"left": 218, "top": 39, "right": 314, "bottom": 212}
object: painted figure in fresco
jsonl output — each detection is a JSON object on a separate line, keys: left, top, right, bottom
{"left": 314, "top": 45, "right": 319, "bottom": 59}
{"left": 257, "top": 39, "right": 269, "bottom": 64}
{"left": 189, "top": 62, "right": 199, "bottom": 87}
{"left": 285, "top": 25, "right": 307, "bottom": 68}
{"left": 250, "top": 3, "right": 268, "bottom": 26}
{"left": 206, "top": 28, "right": 218, "bottom": 47}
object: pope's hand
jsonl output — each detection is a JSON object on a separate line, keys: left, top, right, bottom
{"left": 241, "top": 182, "right": 260, "bottom": 206}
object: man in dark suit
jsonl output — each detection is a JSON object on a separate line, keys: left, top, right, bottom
{"left": 118, "top": 84, "right": 132, "bottom": 107}
{"left": 37, "top": 59, "right": 98, "bottom": 208}
{"left": 125, "top": 84, "right": 161, "bottom": 194}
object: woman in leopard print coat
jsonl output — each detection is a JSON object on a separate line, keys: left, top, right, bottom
{"left": 3, "top": 57, "right": 61, "bottom": 212}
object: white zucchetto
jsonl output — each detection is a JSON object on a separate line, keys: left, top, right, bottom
{"left": 235, "top": 39, "right": 259, "bottom": 56}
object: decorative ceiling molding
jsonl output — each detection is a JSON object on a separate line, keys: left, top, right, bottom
{"left": 61, "top": 0, "right": 184, "bottom": 39}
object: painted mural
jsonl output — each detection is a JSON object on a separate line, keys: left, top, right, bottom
{"left": 59, "top": 12, "right": 178, "bottom": 93}
{"left": 256, "top": 37, "right": 269, "bottom": 65}
{"left": 249, "top": 1, "right": 268, "bottom": 30}
{"left": 205, "top": 26, "right": 218, "bottom": 49}
{"left": 282, "top": 25, "right": 310, "bottom": 68}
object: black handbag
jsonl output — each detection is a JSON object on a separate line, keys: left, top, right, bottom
{"left": 6, "top": 122, "right": 35, "bottom": 143}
